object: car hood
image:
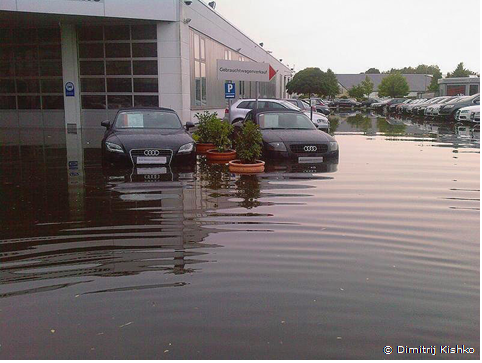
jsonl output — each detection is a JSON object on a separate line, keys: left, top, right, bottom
{"left": 261, "top": 129, "right": 333, "bottom": 143}
{"left": 109, "top": 129, "right": 193, "bottom": 150}
{"left": 459, "top": 105, "right": 480, "bottom": 112}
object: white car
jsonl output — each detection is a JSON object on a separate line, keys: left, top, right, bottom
{"left": 224, "top": 99, "right": 329, "bottom": 131}
{"left": 456, "top": 105, "right": 480, "bottom": 122}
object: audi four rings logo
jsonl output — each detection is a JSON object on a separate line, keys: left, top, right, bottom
{"left": 144, "top": 150, "right": 160, "bottom": 156}
{"left": 303, "top": 146, "right": 318, "bottom": 152}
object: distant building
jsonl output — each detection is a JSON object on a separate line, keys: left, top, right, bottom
{"left": 438, "top": 76, "right": 480, "bottom": 96}
{"left": 336, "top": 74, "right": 433, "bottom": 98}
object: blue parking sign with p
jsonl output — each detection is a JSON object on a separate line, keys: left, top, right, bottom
{"left": 225, "top": 82, "right": 235, "bottom": 99}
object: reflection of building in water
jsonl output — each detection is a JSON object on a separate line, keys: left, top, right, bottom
{"left": 66, "top": 131, "right": 85, "bottom": 221}
{"left": 0, "top": 165, "right": 219, "bottom": 298}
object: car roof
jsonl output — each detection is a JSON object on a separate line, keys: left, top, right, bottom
{"left": 248, "top": 108, "right": 304, "bottom": 118}
{"left": 116, "top": 107, "right": 176, "bottom": 113}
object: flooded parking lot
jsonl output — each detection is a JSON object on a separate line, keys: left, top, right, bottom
{"left": 0, "top": 112, "right": 479, "bottom": 359}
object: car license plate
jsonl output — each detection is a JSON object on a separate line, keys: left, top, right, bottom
{"left": 299, "top": 157, "right": 324, "bottom": 164}
{"left": 136, "top": 156, "right": 167, "bottom": 165}
{"left": 136, "top": 167, "right": 167, "bottom": 175}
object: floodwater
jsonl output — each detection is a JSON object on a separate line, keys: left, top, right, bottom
{"left": 0, "top": 112, "right": 479, "bottom": 359}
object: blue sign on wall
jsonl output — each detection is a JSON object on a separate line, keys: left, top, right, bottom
{"left": 65, "top": 82, "right": 75, "bottom": 97}
{"left": 225, "top": 82, "right": 235, "bottom": 99}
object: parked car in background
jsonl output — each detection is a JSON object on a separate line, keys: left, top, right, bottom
{"left": 455, "top": 105, "right": 480, "bottom": 122}
{"left": 471, "top": 110, "right": 480, "bottom": 123}
{"left": 101, "top": 108, "right": 196, "bottom": 166}
{"left": 375, "top": 98, "right": 406, "bottom": 113}
{"left": 361, "top": 98, "right": 380, "bottom": 108}
{"left": 425, "top": 97, "right": 459, "bottom": 117}
{"left": 301, "top": 98, "right": 331, "bottom": 115}
{"left": 225, "top": 99, "right": 329, "bottom": 131}
{"left": 389, "top": 99, "right": 410, "bottom": 113}
{"left": 405, "top": 99, "right": 428, "bottom": 115}
{"left": 412, "top": 97, "right": 448, "bottom": 116}
{"left": 370, "top": 99, "right": 391, "bottom": 112}
{"left": 330, "top": 99, "right": 361, "bottom": 108}
{"left": 439, "top": 94, "right": 480, "bottom": 119}
{"left": 232, "top": 109, "right": 339, "bottom": 162}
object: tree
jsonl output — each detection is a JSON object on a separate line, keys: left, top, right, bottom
{"left": 365, "top": 68, "right": 380, "bottom": 74}
{"left": 361, "top": 76, "right": 374, "bottom": 98}
{"left": 286, "top": 67, "right": 325, "bottom": 95}
{"left": 378, "top": 73, "right": 409, "bottom": 98}
{"left": 384, "top": 64, "right": 443, "bottom": 92}
{"left": 320, "top": 69, "right": 340, "bottom": 98}
{"left": 348, "top": 84, "right": 365, "bottom": 100}
{"left": 447, "top": 62, "right": 477, "bottom": 78}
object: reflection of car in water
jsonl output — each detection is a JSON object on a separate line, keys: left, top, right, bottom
{"left": 101, "top": 108, "right": 196, "bottom": 167}
{"left": 265, "top": 159, "right": 338, "bottom": 174}
{"left": 233, "top": 109, "right": 339, "bottom": 163}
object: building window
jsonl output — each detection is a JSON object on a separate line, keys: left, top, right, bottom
{"left": 469, "top": 84, "right": 479, "bottom": 96}
{"left": 78, "top": 24, "right": 159, "bottom": 110}
{"left": 193, "top": 32, "right": 207, "bottom": 107}
{"left": 0, "top": 27, "right": 63, "bottom": 110}
{"left": 446, "top": 85, "right": 466, "bottom": 96}
{"left": 224, "top": 49, "right": 232, "bottom": 60}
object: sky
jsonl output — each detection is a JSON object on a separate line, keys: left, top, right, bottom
{"left": 213, "top": 0, "right": 480, "bottom": 75}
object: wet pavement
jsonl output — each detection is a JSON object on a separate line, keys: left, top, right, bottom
{"left": 0, "top": 112, "right": 479, "bottom": 359}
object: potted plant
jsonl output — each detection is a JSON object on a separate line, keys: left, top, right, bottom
{"left": 229, "top": 121, "right": 265, "bottom": 173}
{"left": 206, "top": 118, "right": 237, "bottom": 162}
{"left": 193, "top": 111, "right": 217, "bottom": 154}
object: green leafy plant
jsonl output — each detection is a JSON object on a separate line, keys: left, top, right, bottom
{"left": 211, "top": 118, "right": 234, "bottom": 152}
{"left": 235, "top": 121, "right": 263, "bottom": 164}
{"left": 378, "top": 73, "right": 409, "bottom": 98}
{"left": 193, "top": 111, "right": 218, "bottom": 144}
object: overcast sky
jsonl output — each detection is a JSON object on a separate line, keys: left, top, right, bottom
{"left": 213, "top": 0, "right": 480, "bottom": 75}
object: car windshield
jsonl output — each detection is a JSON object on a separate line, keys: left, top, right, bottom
{"left": 258, "top": 112, "right": 316, "bottom": 130}
{"left": 280, "top": 101, "right": 301, "bottom": 111}
{"left": 115, "top": 111, "right": 182, "bottom": 129}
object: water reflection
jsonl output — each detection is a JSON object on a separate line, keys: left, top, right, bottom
{"left": 0, "top": 124, "right": 479, "bottom": 359}
{"left": 332, "top": 110, "right": 480, "bottom": 148}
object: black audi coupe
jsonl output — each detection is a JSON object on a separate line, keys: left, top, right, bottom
{"left": 101, "top": 108, "right": 196, "bottom": 166}
{"left": 233, "top": 109, "right": 339, "bottom": 162}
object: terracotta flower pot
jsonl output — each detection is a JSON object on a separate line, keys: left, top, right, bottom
{"left": 229, "top": 160, "right": 265, "bottom": 174}
{"left": 206, "top": 149, "right": 237, "bottom": 162}
{"left": 196, "top": 143, "right": 216, "bottom": 155}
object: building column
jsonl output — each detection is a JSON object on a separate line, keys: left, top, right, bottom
{"left": 61, "top": 23, "right": 82, "bottom": 131}
{"left": 157, "top": 19, "right": 191, "bottom": 124}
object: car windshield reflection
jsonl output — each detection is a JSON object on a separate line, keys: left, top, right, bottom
{"left": 258, "top": 112, "right": 316, "bottom": 130}
{"left": 115, "top": 111, "right": 183, "bottom": 129}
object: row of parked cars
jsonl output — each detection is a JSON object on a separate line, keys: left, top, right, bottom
{"left": 371, "top": 94, "right": 480, "bottom": 122}
{"left": 225, "top": 98, "right": 331, "bottom": 131}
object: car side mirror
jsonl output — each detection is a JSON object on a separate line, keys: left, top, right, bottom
{"left": 185, "top": 121, "right": 195, "bottom": 130}
{"left": 101, "top": 120, "right": 110, "bottom": 128}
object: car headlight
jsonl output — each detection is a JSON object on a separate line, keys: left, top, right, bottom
{"left": 268, "top": 142, "right": 287, "bottom": 152}
{"left": 106, "top": 141, "right": 124, "bottom": 153}
{"left": 178, "top": 142, "right": 194, "bottom": 154}
{"left": 329, "top": 141, "right": 338, "bottom": 151}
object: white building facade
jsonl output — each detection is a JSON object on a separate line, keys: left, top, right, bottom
{"left": 0, "top": 0, "right": 293, "bottom": 147}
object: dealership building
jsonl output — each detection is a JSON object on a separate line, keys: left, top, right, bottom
{"left": 438, "top": 76, "right": 480, "bottom": 96}
{"left": 0, "top": 0, "right": 292, "bottom": 146}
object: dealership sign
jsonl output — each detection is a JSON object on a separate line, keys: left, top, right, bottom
{"left": 217, "top": 60, "right": 277, "bottom": 82}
